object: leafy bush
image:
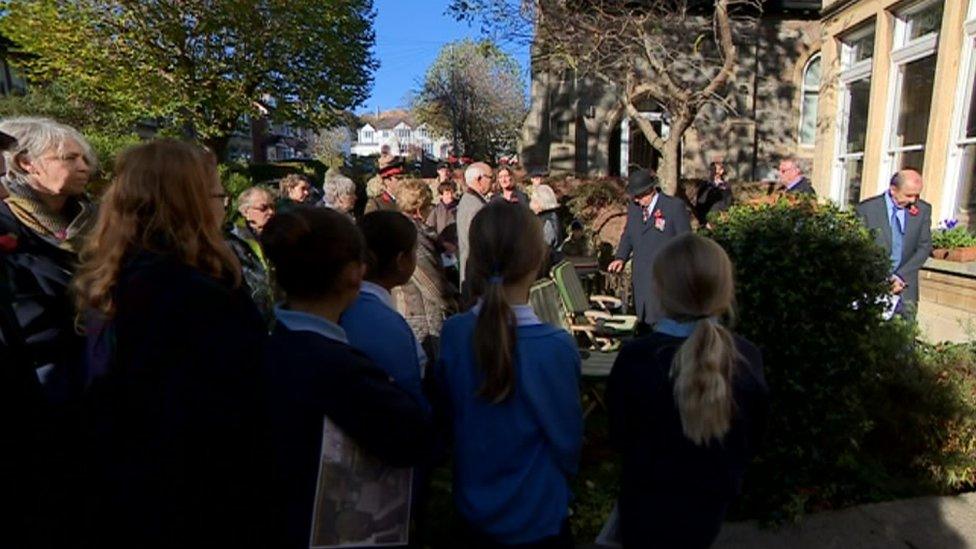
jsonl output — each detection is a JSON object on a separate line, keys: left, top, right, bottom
{"left": 705, "top": 200, "right": 975, "bottom": 521}
{"left": 932, "top": 221, "right": 976, "bottom": 249}
{"left": 565, "top": 178, "right": 625, "bottom": 222}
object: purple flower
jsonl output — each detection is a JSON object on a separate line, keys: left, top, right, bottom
{"left": 940, "top": 219, "right": 959, "bottom": 230}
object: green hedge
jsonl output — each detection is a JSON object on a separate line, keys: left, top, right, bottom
{"left": 704, "top": 200, "right": 976, "bottom": 522}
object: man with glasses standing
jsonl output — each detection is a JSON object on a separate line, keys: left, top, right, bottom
{"left": 227, "top": 186, "right": 276, "bottom": 319}
{"left": 608, "top": 169, "right": 692, "bottom": 332}
{"left": 778, "top": 157, "right": 816, "bottom": 196}
{"left": 457, "top": 162, "right": 493, "bottom": 296}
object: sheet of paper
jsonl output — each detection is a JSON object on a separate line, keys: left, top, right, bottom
{"left": 309, "top": 417, "right": 413, "bottom": 548}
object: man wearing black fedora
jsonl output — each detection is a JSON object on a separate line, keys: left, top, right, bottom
{"left": 608, "top": 169, "right": 692, "bottom": 330}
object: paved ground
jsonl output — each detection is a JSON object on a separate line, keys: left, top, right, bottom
{"left": 581, "top": 492, "right": 976, "bottom": 548}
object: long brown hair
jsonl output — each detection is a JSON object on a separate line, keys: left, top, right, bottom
{"left": 652, "top": 233, "right": 739, "bottom": 445}
{"left": 468, "top": 202, "right": 546, "bottom": 402}
{"left": 74, "top": 139, "right": 240, "bottom": 316}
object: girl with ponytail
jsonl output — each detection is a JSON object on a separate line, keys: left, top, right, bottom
{"left": 607, "top": 233, "right": 769, "bottom": 548}
{"left": 436, "top": 202, "right": 582, "bottom": 547}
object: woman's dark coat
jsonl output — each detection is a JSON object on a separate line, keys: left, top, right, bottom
{"left": 84, "top": 251, "right": 272, "bottom": 548}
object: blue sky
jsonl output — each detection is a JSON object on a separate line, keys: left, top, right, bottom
{"left": 361, "top": 0, "right": 530, "bottom": 114}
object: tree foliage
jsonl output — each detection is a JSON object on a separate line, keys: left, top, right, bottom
{"left": 412, "top": 39, "right": 526, "bottom": 162}
{"left": 0, "top": 0, "right": 378, "bottom": 158}
{"left": 449, "top": 0, "right": 760, "bottom": 191}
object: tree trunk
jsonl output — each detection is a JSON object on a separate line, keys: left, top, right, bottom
{"left": 204, "top": 134, "right": 231, "bottom": 163}
{"left": 659, "top": 138, "right": 681, "bottom": 195}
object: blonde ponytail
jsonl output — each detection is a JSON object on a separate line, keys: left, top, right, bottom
{"left": 671, "top": 319, "right": 738, "bottom": 445}
{"left": 652, "top": 233, "right": 740, "bottom": 446}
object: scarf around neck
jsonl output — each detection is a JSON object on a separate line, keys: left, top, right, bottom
{"left": 2, "top": 173, "right": 93, "bottom": 253}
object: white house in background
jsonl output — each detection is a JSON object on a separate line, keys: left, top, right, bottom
{"left": 351, "top": 109, "right": 451, "bottom": 159}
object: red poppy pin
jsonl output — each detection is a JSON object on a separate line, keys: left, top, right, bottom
{"left": 0, "top": 233, "right": 17, "bottom": 253}
{"left": 908, "top": 204, "right": 919, "bottom": 217}
{"left": 653, "top": 209, "right": 666, "bottom": 231}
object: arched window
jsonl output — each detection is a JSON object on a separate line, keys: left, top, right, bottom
{"left": 799, "top": 53, "right": 822, "bottom": 146}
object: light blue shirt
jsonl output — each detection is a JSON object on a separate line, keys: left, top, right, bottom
{"left": 360, "top": 280, "right": 428, "bottom": 370}
{"left": 471, "top": 300, "right": 543, "bottom": 327}
{"left": 655, "top": 317, "right": 706, "bottom": 338}
{"left": 883, "top": 191, "right": 906, "bottom": 273}
{"left": 274, "top": 306, "right": 348, "bottom": 344}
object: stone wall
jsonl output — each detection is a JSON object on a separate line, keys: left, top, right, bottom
{"left": 522, "top": 17, "right": 822, "bottom": 182}
{"left": 918, "top": 260, "right": 976, "bottom": 343}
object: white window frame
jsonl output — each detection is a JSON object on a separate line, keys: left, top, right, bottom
{"left": 832, "top": 23, "right": 876, "bottom": 207}
{"left": 798, "top": 53, "right": 822, "bottom": 148}
{"left": 877, "top": 0, "right": 943, "bottom": 192}
{"left": 942, "top": 0, "right": 976, "bottom": 221}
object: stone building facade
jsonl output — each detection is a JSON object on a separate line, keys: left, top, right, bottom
{"left": 520, "top": 2, "right": 823, "bottom": 183}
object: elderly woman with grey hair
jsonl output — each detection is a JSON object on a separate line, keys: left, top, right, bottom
{"left": 227, "top": 186, "right": 276, "bottom": 318}
{"left": 530, "top": 183, "right": 565, "bottom": 274}
{"left": 0, "top": 117, "right": 96, "bottom": 398}
{"left": 0, "top": 116, "right": 95, "bottom": 546}
{"left": 321, "top": 173, "right": 357, "bottom": 218}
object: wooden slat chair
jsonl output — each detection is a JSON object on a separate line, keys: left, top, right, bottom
{"left": 528, "top": 278, "right": 571, "bottom": 332}
{"left": 530, "top": 277, "right": 617, "bottom": 418}
{"left": 550, "top": 260, "right": 637, "bottom": 351}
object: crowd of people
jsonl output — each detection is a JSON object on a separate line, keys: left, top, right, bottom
{"left": 0, "top": 115, "right": 930, "bottom": 548}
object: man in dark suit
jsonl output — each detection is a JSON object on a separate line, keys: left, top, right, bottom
{"left": 778, "top": 157, "right": 816, "bottom": 196}
{"left": 608, "top": 170, "right": 692, "bottom": 329}
{"left": 855, "top": 169, "right": 932, "bottom": 317}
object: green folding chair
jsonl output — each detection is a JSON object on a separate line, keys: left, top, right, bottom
{"left": 550, "top": 260, "right": 637, "bottom": 351}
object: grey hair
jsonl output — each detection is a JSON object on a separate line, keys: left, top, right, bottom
{"left": 322, "top": 175, "right": 356, "bottom": 205}
{"left": 779, "top": 156, "right": 804, "bottom": 173}
{"left": 531, "top": 184, "right": 560, "bottom": 211}
{"left": 465, "top": 162, "right": 489, "bottom": 187}
{"left": 237, "top": 186, "right": 274, "bottom": 214}
{"left": 0, "top": 117, "right": 97, "bottom": 178}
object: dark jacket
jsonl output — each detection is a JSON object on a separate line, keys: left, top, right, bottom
{"left": 855, "top": 194, "right": 933, "bottom": 307}
{"left": 607, "top": 332, "right": 769, "bottom": 548}
{"left": 490, "top": 188, "right": 530, "bottom": 207}
{"left": 0, "top": 198, "right": 87, "bottom": 403}
{"left": 0, "top": 196, "right": 93, "bottom": 548}
{"left": 84, "top": 251, "right": 272, "bottom": 548}
{"left": 266, "top": 323, "right": 433, "bottom": 548}
{"left": 694, "top": 180, "right": 734, "bottom": 225}
{"left": 614, "top": 194, "right": 692, "bottom": 323}
{"left": 226, "top": 223, "right": 274, "bottom": 319}
{"left": 785, "top": 176, "right": 816, "bottom": 196}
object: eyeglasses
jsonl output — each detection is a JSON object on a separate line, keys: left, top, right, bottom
{"left": 211, "top": 192, "right": 230, "bottom": 207}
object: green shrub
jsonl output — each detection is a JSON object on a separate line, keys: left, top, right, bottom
{"left": 932, "top": 225, "right": 976, "bottom": 250}
{"left": 565, "top": 178, "right": 625, "bottom": 222}
{"left": 704, "top": 200, "right": 976, "bottom": 521}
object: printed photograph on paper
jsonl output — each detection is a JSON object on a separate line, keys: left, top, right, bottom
{"left": 309, "top": 417, "right": 413, "bottom": 548}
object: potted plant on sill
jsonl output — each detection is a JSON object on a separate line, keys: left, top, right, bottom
{"left": 931, "top": 219, "right": 976, "bottom": 262}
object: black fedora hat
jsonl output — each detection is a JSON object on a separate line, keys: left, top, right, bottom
{"left": 527, "top": 166, "right": 549, "bottom": 178}
{"left": 626, "top": 169, "right": 658, "bottom": 196}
